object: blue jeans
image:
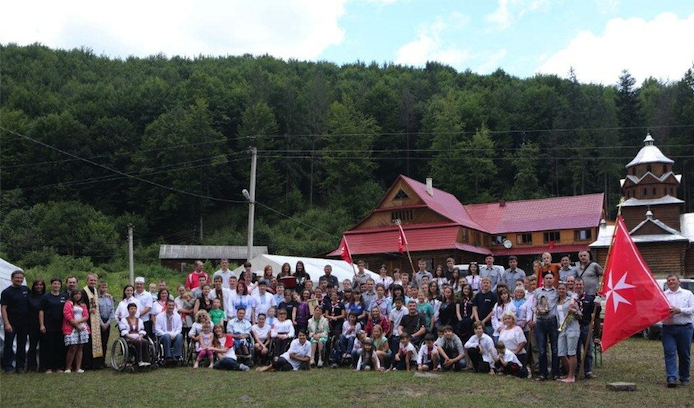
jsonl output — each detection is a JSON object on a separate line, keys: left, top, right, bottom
{"left": 3, "top": 327, "right": 28, "bottom": 372}
{"left": 576, "top": 324, "right": 594, "bottom": 375}
{"left": 534, "top": 318, "right": 559, "bottom": 378}
{"left": 339, "top": 334, "right": 355, "bottom": 354}
{"left": 662, "top": 323, "right": 693, "bottom": 383}
{"left": 158, "top": 333, "right": 183, "bottom": 358}
{"left": 214, "top": 357, "right": 240, "bottom": 370}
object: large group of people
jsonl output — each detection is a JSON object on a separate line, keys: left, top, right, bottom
{"left": 2, "top": 251, "right": 692, "bottom": 388}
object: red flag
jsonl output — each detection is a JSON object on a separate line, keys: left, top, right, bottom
{"left": 339, "top": 236, "right": 352, "bottom": 264}
{"left": 599, "top": 215, "right": 671, "bottom": 352}
{"left": 398, "top": 225, "right": 408, "bottom": 254}
{"left": 548, "top": 240, "right": 555, "bottom": 249}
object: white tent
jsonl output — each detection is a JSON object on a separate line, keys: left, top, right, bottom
{"left": 0, "top": 258, "right": 24, "bottom": 294}
{"left": 232, "top": 254, "right": 377, "bottom": 289}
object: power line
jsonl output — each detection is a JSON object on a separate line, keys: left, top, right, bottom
{"left": 1, "top": 126, "right": 247, "bottom": 204}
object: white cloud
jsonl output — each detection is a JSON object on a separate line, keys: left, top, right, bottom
{"left": 475, "top": 49, "right": 508, "bottom": 74}
{"left": 394, "top": 12, "right": 471, "bottom": 69}
{"left": 0, "top": 0, "right": 347, "bottom": 60}
{"left": 536, "top": 12, "right": 694, "bottom": 85}
{"left": 486, "top": 0, "right": 548, "bottom": 30}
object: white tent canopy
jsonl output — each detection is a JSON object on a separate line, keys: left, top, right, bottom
{"left": 232, "top": 254, "right": 377, "bottom": 289}
{"left": 0, "top": 258, "right": 24, "bottom": 294}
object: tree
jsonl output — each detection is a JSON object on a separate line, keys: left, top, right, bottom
{"left": 615, "top": 70, "right": 644, "bottom": 148}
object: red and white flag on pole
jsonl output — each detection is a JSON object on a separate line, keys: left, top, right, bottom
{"left": 339, "top": 236, "right": 352, "bottom": 265}
{"left": 397, "top": 224, "right": 408, "bottom": 254}
{"left": 599, "top": 215, "right": 671, "bottom": 352}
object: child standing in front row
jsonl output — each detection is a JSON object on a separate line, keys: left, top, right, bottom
{"left": 209, "top": 298, "right": 225, "bottom": 327}
{"left": 194, "top": 322, "right": 215, "bottom": 368}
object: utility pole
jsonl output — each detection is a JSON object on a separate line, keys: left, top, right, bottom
{"left": 128, "top": 224, "right": 134, "bottom": 285}
{"left": 243, "top": 146, "right": 258, "bottom": 262}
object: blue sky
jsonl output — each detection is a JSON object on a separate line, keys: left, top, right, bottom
{"left": 2, "top": 0, "right": 693, "bottom": 85}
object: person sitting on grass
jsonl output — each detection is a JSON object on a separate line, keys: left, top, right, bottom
{"left": 307, "top": 305, "right": 330, "bottom": 367}
{"left": 271, "top": 308, "right": 295, "bottom": 361}
{"left": 227, "top": 307, "right": 252, "bottom": 358}
{"left": 493, "top": 341, "right": 528, "bottom": 378}
{"left": 212, "top": 324, "right": 249, "bottom": 371}
{"left": 393, "top": 332, "right": 417, "bottom": 371}
{"left": 262, "top": 330, "right": 311, "bottom": 372}
{"left": 371, "top": 324, "right": 391, "bottom": 368}
{"left": 436, "top": 325, "right": 466, "bottom": 371}
{"left": 356, "top": 338, "right": 382, "bottom": 371}
{"left": 464, "top": 321, "right": 496, "bottom": 375}
{"left": 417, "top": 333, "right": 440, "bottom": 371}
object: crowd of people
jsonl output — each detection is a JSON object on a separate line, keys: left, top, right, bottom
{"left": 2, "top": 251, "right": 692, "bottom": 387}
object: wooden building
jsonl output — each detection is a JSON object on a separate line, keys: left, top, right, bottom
{"left": 328, "top": 175, "right": 604, "bottom": 273}
{"left": 590, "top": 134, "right": 694, "bottom": 277}
{"left": 159, "top": 245, "right": 268, "bottom": 271}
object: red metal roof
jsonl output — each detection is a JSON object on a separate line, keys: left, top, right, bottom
{"left": 464, "top": 193, "right": 604, "bottom": 234}
{"left": 492, "top": 244, "right": 590, "bottom": 257}
{"left": 328, "top": 224, "right": 490, "bottom": 256}
{"left": 399, "top": 175, "right": 486, "bottom": 231}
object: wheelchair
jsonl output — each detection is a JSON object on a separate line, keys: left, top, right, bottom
{"left": 110, "top": 336, "right": 159, "bottom": 372}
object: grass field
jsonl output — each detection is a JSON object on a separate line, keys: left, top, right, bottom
{"left": 0, "top": 337, "right": 691, "bottom": 408}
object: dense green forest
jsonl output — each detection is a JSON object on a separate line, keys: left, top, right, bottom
{"left": 1, "top": 43, "right": 693, "bottom": 271}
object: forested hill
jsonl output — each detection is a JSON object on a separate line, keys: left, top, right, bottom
{"left": 1, "top": 43, "right": 693, "bottom": 266}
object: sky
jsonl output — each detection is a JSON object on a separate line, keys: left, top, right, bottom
{"left": 2, "top": 0, "right": 693, "bottom": 85}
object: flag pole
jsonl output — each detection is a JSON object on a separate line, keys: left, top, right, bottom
{"left": 578, "top": 197, "right": 623, "bottom": 378}
{"left": 396, "top": 219, "right": 417, "bottom": 277}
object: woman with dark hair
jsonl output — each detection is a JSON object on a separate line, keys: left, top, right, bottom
{"left": 194, "top": 285, "right": 213, "bottom": 314}
{"left": 293, "top": 261, "right": 311, "bottom": 291}
{"left": 62, "top": 290, "right": 90, "bottom": 373}
{"left": 296, "top": 289, "right": 312, "bottom": 333}
{"left": 433, "top": 265, "right": 447, "bottom": 287}
{"left": 232, "top": 281, "right": 253, "bottom": 311}
{"left": 466, "top": 262, "right": 481, "bottom": 293}
{"left": 27, "top": 279, "right": 46, "bottom": 372}
{"left": 438, "top": 286, "right": 459, "bottom": 329}
{"left": 152, "top": 288, "right": 173, "bottom": 317}
{"left": 115, "top": 285, "right": 142, "bottom": 321}
{"left": 456, "top": 284, "right": 475, "bottom": 342}
{"left": 279, "top": 263, "right": 292, "bottom": 278}
{"left": 39, "top": 277, "right": 68, "bottom": 373}
{"left": 119, "top": 302, "right": 150, "bottom": 367}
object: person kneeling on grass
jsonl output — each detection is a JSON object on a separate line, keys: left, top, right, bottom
{"left": 263, "top": 330, "right": 311, "bottom": 371}
{"left": 393, "top": 332, "right": 417, "bottom": 371}
{"left": 436, "top": 325, "right": 466, "bottom": 371}
{"left": 212, "top": 324, "right": 249, "bottom": 371}
{"left": 464, "top": 321, "right": 496, "bottom": 375}
{"left": 417, "top": 333, "right": 440, "bottom": 371}
{"left": 493, "top": 341, "right": 528, "bottom": 378}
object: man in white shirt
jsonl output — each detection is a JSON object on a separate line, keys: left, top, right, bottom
{"left": 251, "top": 280, "right": 276, "bottom": 324}
{"left": 134, "top": 277, "right": 154, "bottom": 338}
{"left": 662, "top": 274, "right": 694, "bottom": 388}
{"left": 213, "top": 259, "right": 235, "bottom": 290}
{"left": 154, "top": 300, "right": 183, "bottom": 361}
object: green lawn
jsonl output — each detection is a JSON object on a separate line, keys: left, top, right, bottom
{"left": 0, "top": 337, "right": 691, "bottom": 408}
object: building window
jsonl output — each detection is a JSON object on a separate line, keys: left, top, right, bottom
{"left": 543, "top": 231, "right": 561, "bottom": 243}
{"left": 647, "top": 164, "right": 652, "bottom": 173}
{"left": 663, "top": 164, "right": 667, "bottom": 174}
{"left": 492, "top": 235, "right": 506, "bottom": 245}
{"left": 394, "top": 189, "right": 410, "bottom": 200}
{"left": 653, "top": 187, "right": 657, "bottom": 195}
{"left": 574, "top": 229, "right": 592, "bottom": 241}
{"left": 461, "top": 228, "right": 469, "bottom": 243}
{"left": 644, "top": 188, "right": 648, "bottom": 196}
{"left": 391, "top": 209, "right": 413, "bottom": 223}
{"left": 517, "top": 233, "right": 532, "bottom": 245}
